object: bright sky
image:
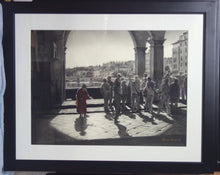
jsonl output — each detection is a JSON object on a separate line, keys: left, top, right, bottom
{"left": 65, "top": 30, "right": 185, "bottom": 68}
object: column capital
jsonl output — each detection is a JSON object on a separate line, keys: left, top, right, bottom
{"left": 149, "top": 39, "right": 165, "bottom": 46}
{"left": 53, "top": 31, "right": 65, "bottom": 41}
{"left": 134, "top": 47, "right": 147, "bottom": 52}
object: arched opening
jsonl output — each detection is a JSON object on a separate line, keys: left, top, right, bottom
{"left": 65, "top": 30, "right": 135, "bottom": 90}
{"left": 31, "top": 30, "right": 167, "bottom": 106}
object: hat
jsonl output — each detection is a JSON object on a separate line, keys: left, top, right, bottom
{"left": 117, "top": 73, "right": 121, "bottom": 77}
{"left": 82, "top": 84, "right": 87, "bottom": 88}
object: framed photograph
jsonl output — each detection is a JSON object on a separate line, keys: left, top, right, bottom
{"left": 2, "top": 0, "right": 219, "bottom": 173}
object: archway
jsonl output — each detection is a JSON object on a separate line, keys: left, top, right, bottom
{"left": 31, "top": 30, "right": 165, "bottom": 110}
{"left": 129, "top": 31, "right": 166, "bottom": 81}
{"left": 65, "top": 31, "right": 136, "bottom": 90}
{"left": 65, "top": 30, "right": 165, "bottom": 82}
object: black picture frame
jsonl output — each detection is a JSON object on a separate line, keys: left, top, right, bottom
{"left": 2, "top": 0, "right": 220, "bottom": 174}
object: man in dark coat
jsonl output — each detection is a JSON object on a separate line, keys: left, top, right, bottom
{"left": 170, "top": 78, "right": 180, "bottom": 107}
{"left": 113, "top": 73, "right": 122, "bottom": 117}
{"left": 107, "top": 76, "right": 114, "bottom": 110}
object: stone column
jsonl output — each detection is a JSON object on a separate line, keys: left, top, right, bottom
{"left": 149, "top": 39, "right": 165, "bottom": 85}
{"left": 134, "top": 47, "right": 147, "bottom": 78}
{"left": 55, "top": 35, "right": 66, "bottom": 105}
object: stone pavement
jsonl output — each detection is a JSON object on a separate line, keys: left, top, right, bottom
{"left": 32, "top": 99, "right": 186, "bottom": 146}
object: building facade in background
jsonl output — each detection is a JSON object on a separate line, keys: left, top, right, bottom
{"left": 171, "top": 32, "right": 188, "bottom": 75}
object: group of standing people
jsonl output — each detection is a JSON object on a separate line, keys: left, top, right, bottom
{"left": 75, "top": 72, "right": 186, "bottom": 118}
{"left": 100, "top": 72, "right": 186, "bottom": 117}
{"left": 100, "top": 73, "right": 156, "bottom": 116}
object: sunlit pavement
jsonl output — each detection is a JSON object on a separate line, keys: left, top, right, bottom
{"left": 32, "top": 99, "right": 186, "bottom": 146}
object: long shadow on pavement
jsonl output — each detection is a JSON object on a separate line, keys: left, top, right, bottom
{"left": 137, "top": 112, "right": 158, "bottom": 125}
{"left": 123, "top": 110, "right": 136, "bottom": 119}
{"left": 153, "top": 113, "right": 174, "bottom": 124}
{"left": 105, "top": 112, "right": 131, "bottom": 138}
{"left": 104, "top": 112, "right": 114, "bottom": 121}
{"left": 115, "top": 121, "right": 131, "bottom": 138}
{"left": 74, "top": 116, "right": 88, "bottom": 136}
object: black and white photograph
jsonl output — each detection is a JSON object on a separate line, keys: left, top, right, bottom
{"left": 31, "top": 30, "right": 188, "bottom": 146}
{"left": 14, "top": 14, "right": 204, "bottom": 162}
{"left": 3, "top": 0, "right": 220, "bottom": 172}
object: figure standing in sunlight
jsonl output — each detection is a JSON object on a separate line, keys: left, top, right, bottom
{"left": 76, "top": 84, "right": 92, "bottom": 118}
{"left": 100, "top": 78, "right": 111, "bottom": 113}
{"left": 121, "top": 80, "right": 128, "bottom": 112}
{"left": 157, "top": 78, "right": 170, "bottom": 115}
{"left": 107, "top": 76, "right": 114, "bottom": 111}
{"left": 131, "top": 76, "right": 141, "bottom": 113}
{"left": 145, "top": 77, "right": 155, "bottom": 113}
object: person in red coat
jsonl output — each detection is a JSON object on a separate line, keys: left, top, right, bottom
{"left": 76, "top": 84, "right": 91, "bottom": 117}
